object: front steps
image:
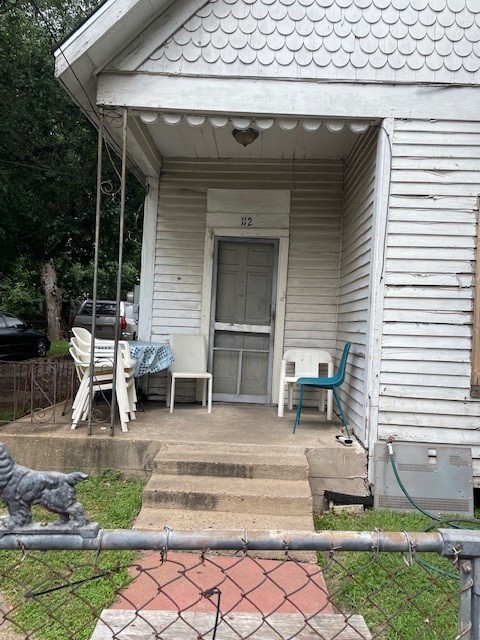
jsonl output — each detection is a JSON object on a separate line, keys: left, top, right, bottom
{"left": 134, "top": 444, "right": 314, "bottom": 534}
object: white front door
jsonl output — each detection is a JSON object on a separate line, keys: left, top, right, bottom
{"left": 210, "top": 239, "right": 277, "bottom": 403}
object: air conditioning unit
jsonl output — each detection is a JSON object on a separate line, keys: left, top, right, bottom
{"left": 373, "top": 442, "right": 473, "bottom": 517}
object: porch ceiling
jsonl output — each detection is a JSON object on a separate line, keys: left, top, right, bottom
{"left": 134, "top": 112, "right": 371, "bottom": 160}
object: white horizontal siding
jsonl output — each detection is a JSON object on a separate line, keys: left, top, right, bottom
{"left": 379, "top": 119, "right": 480, "bottom": 470}
{"left": 149, "top": 158, "right": 344, "bottom": 401}
{"left": 337, "top": 127, "right": 378, "bottom": 442}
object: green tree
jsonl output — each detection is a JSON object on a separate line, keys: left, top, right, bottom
{"left": 0, "top": 256, "right": 39, "bottom": 320}
{"left": 0, "top": 0, "right": 144, "bottom": 338}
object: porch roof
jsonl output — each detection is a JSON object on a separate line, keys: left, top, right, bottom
{"left": 126, "top": 112, "right": 372, "bottom": 160}
{"left": 54, "top": 0, "right": 480, "bottom": 180}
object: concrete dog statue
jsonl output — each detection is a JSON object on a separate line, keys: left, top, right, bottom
{"left": 0, "top": 443, "right": 89, "bottom": 529}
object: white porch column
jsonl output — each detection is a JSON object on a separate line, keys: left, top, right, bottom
{"left": 365, "top": 117, "right": 394, "bottom": 481}
{"left": 138, "top": 175, "right": 159, "bottom": 340}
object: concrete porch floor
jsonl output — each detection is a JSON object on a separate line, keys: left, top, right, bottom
{"left": 0, "top": 402, "right": 369, "bottom": 513}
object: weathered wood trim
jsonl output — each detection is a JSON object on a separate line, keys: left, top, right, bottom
{"left": 206, "top": 213, "right": 289, "bottom": 230}
{"left": 472, "top": 196, "right": 480, "bottom": 390}
{"left": 127, "top": 116, "right": 162, "bottom": 177}
{"left": 273, "top": 236, "right": 289, "bottom": 403}
{"left": 106, "top": 0, "right": 210, "bottom": 73}
{"left": 214, "top": 323, "right": 271, "bottom": 334}
{"left": 97, "top": 74, "right": 480, "bottom": 121}
{"left": 200, "top": 230, "right": 215, "bottom": 341}
{"left": 55, "top": 0, "right": 173, "bottom": 75}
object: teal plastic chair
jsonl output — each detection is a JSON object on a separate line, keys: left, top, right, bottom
{"left": 293, "top": 342, "right": 352, "bottom": 435}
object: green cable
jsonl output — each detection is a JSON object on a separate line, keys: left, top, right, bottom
{"left": 387, "top": 444, "right": 480, "bottom": 581}
{"left": 387, "top": 445, "right": 480, "bottom": 530}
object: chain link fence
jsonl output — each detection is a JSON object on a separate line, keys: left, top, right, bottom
{"left": 0, "top": 527, "right": 477, "bottom": 640}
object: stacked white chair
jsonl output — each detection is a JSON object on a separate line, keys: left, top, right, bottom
{"left": 71, "top": 327, "right": 93, "bottom": 344}
{"left": 88, "top": 339, "right": 137, "bottom": 423}
{"left": 69, "top": 330, "right": 137, "bottom": 431}
{"left": 69, "top": 347, "right": 116, "bottom": 429}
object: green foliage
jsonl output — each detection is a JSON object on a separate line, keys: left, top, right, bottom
{"left": 316, "top": 509, "right": 460, "bottom": 639}
{"left": 0, "top": 0, "right": 145, "bottom": 322}
{"left": 0, "top": 472, "right": 144, "bottom": 640}
{"left": 66, "top": 260, "right": 141, "bottom": 304}
{"left": 0, "top": 410, "right": 14, "bottom": 423}
{"left": 0, "top": 256, "right": 41, "bottom": 318}
{"left": 47, "top": 338, "right": 69, "bottom": 356}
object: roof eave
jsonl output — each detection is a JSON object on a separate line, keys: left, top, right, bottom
{"left": 54, "top": 0, "right": 167, "bottom": 179}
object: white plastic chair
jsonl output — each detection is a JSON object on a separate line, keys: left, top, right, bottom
{"left": 71, "top": 330, "right": 136, "bottom": 369}
{"left": 70, "top": 339, "right": 136, "bottom": 431}
{"left": 71, "top": 327, "right": 93, "bottom": 344}
{"left": 167, "top": 334, "right": 213, "bottom": 414}
{"left": 277, "top": 349, "right": 333, "bottom": 420}
{"left": 69, "top": 347, "right": 117, "bottom": 429}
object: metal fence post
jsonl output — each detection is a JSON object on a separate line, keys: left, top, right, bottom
{"left": 472, "top": 557, "right": 480, "bottom": 640}
{"left": 440, "top": 529, "right": 480, "bottom": 640}
{"left": 460, "top": 559, "right": 474, "bottom": 639}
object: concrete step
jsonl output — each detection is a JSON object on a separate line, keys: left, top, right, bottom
{"left": 156, "top": 441, "right": 308, "bottom": 456}
{"left": 133, "top": 508, "right": 316, "bottom": 561}
{"left": 152, "top": 450, "right": 309, "bottom": 481}
{"left": 92, "top": 610, "right": 372, "bottom": 639}
{"left": 142, "top": 474, "right": 313, "bottom": 516}
{"left": 134, "top": 506, "right": 314, "bottom": 532}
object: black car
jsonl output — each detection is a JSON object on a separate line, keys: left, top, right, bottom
{"left": 0, "top": 312, "right": 51, "bottom": 360}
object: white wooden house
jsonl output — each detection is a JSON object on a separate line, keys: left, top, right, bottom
{"left": 55, "top": 0, "right": 480, "bottom": 484}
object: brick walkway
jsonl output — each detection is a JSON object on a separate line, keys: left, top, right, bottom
{"left": 113, "top": 551, "right": 333, "bottom": 615}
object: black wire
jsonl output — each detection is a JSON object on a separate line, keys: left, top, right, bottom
{"left": 203, "top": 588, "right": 222, "bottom": 640}
{"left": 0, "top": 157, "right": 94, "bottom": 179}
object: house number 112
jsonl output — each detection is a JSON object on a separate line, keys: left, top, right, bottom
{"left": 241, "top": 216, "right": 253, "bottom": 227}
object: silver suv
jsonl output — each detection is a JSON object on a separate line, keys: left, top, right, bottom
{"left": 72, "top": 300, "right": 138, "bottom": 341}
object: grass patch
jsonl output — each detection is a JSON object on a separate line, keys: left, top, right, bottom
{"left": 1, "top": 471, "right": 144, "bottom": 640}
{"left": 0, "top": 409, "right": 14, "bottom": 423}
{"left": 47, "top": 339, "right": 70, "bottom": 358}
{"left": 315, "top": 509, "right": 462, "bottom": 639}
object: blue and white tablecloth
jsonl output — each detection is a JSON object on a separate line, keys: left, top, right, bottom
{"left": 129, "top": 341, "right": 174, "bottom": 377}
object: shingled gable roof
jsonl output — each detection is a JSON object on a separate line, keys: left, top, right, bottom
{"left": 108, "top": 0, "right": 480, "bottom": 85}
{"left": 57, "top": 0, "right": 480, "bottom": 115}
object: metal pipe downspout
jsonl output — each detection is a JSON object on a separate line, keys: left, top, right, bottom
{"left": 109, "top": 108, "right": 128, "bottom": 437}
{"left": 88, "top": 109, "right": 105, "bottom": 436}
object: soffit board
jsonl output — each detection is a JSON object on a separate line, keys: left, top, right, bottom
{"left": 132, "top": 112, "right": 370, "bottom": 159}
